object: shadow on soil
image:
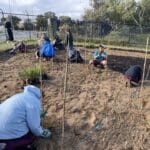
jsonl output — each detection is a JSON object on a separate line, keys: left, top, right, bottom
{"left": 0, "top": 49, "right": 12, "bottom": 63}
{"left": 107, "top": 55, "right": 150, "bottom": 80}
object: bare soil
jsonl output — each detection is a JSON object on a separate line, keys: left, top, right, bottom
{"left": 0, "top": 48, "right": 150, "bottom": 150}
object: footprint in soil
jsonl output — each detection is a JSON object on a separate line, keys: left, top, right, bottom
{"left": 87, "top": 112, "right": 96, "bottom": 127}
{"left": 82, "top": 112, "right": 96, "bottom": 127}
{"left": 78, "top": 112, "right": 97, "bottom": 136}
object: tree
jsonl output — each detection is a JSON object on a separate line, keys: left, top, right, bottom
{"left": 59, "top": 16, "right": 72, "bottom": 25}
{"left": 123, "top": 0, "right": 150, "bottom": 31}
{"left": 44, "top": 11, "right": 57, "bottom": 19}
{"left": 107, "top": 0, "right": 124, "bottom": 24}
{"left": 83, "top": 0, "right": 109, "bottom": 21}
{"left": 36, "top": 15, "right": 47, "bottom": 30}
{"left": 120, "top": 0, "right": 137, "bottom": 25}
{"left": 7, "top": 15, "right": 21, "bottom": 30}
{"left": 140, "top": 0, "right": 150, "bottom": 26}
{"left": 23, "top": 18, "right": 33, "bottom": 30}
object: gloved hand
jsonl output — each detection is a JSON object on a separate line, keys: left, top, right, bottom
{"left": 40, "top": 110, "right": 48, "bottom": 118}
{"left": 41, "top": 129, "right": 52, "bottom": 139}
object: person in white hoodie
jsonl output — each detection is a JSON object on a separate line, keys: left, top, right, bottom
{"left": 0, "top": 85, "right": 51, "bottom": 150}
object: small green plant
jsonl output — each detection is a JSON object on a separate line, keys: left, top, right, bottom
{"left": 19, "top": 64, "right": 46, "bottom": 84}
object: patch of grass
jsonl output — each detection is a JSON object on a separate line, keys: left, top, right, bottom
{"left": 25, "top": 38, "right": 38, "bottom": 46}
{"left": 0, "top": 38, "right": 38, "bottom": 52}
{"left": 19, "top": 64, "right": 45, "bottom": 81}
{"left": 0, "top": 42, "right": 13, "bottom": 51}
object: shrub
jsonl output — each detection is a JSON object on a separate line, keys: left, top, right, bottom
{"left": 19, "top": 64, "right": 46, "bottom": 84}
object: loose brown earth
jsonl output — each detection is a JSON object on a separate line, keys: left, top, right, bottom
{"left": 0, "top": 48, "right": 150, "bottom": 150}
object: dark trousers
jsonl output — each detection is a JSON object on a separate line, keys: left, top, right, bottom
{"left": 0, "top": 132, "right": 34, "bottom": 150}
{"left": 7, "top": 28, "right": 14, "bottom": 41}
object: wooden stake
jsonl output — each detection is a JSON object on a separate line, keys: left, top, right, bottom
{"left": 61, "top": 48, "right": 68, "bottom": 150}
{"left": 140, "top": 37, "right": 149, "bottom": 97}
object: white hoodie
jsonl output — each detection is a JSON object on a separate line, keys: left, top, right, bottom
{"left": 0, "top": 85, "right": 44, "bottom": 140}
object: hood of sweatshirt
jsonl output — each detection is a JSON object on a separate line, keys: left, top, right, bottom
{"left": 24, "top": 85, "right": 41, "bottom": 99}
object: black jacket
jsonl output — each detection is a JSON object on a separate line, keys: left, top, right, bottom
{"left": 125, "top": 65, "right": 142, "bottom": 82}
{"left": 66, "top": 31, "right": 73, "bottom": 48}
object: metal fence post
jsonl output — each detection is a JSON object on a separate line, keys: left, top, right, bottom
{"left": 128, "top": 26, "right": 131, "bottom": 44}
{"left": 0, "top": 8, "right": 7, "bottom": 41}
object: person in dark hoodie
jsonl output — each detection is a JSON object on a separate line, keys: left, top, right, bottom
{"left": 124, "top": 65, "right": 142, "bottom": 87}
{"left": 53, "top": 32, "right": 64, "bottom": 50}
{"left": 65, "top": 28, "right": 83, "bottom": 63}
{"left": 5, "top": 19, "right": 14, "bottom": 41}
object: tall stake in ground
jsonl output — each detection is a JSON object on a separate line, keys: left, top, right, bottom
{"left": 140, "top": 37, "right": 149, "bottom": 97}
{"left": 61, "top": 48, "right": 69, "bottom": 150}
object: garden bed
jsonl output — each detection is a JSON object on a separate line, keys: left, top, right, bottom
{"left": 0, "top": 48, "right": 150, "bottom": 149}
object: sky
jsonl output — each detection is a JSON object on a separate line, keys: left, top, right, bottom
{"left": 0, "top": 0, "right": 90, "bottom": 20}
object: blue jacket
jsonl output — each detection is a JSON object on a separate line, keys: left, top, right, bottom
{"left": 40, "top": 41, "right": 55, "bottom": 57}
{"left": 0, "top": 85, "right": 44, "bottom": 140}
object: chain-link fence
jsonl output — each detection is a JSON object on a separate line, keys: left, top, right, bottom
{"left": 70, "top": 21, "right": 150, "bottom": 48}
{"left": 0, "top": 11, "right": 45, "bottom": 42}
{"left": 0, "top": 10, "right": 150, "bottom": 49}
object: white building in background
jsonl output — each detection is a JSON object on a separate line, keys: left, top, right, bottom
{"left": 18, "top": 20, "right": 24, "bottom": 29}
{"left": 0, "top": 23, "right": 5, "bottom": 32}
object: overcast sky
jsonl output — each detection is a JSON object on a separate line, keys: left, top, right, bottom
{"left": 0, "top": 0, "right": 90, "bottom": 20}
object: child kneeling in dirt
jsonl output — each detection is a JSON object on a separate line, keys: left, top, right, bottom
{"left": 0, "top": 85, "right": 51, "bottom": 150}
{"left": 36, "top": 36, "right": 55, "bottom": 60}
{"left": 124, "top": 65, "right": 142, "bottom": 87}
{"left": 68, "top": 47, "right": 84, "bottom": 63}
{"left": 89, "top": 45, "right": 107, "bottom": 68}
{"left": 53, "top": 32, "right": 65, "bottom": 51}
{"left": 65, "top": 28, "right": 83, "bottom": 63}
{"left": 10, "top": 41, "right": 26, "bottom": 54}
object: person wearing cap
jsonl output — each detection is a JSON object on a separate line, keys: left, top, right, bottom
{"left": 36, "top": 34, "right": 55, "bottom": 60}
{"left": 124, "top": 65, "right": 142, "bottom": 87}
{"left": 89, "top": 45, "right": 107, "bottom": 68}
{"left": 0, "top": 85, "right": 51, "bottom": 150}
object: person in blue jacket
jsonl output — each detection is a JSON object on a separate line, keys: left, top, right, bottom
{"left": 0, "top": 85, "right": 51, "bottom": 150}
{"left": 89, "top": 45, "right": 107, "bottom": 68}
{"left": 36, "top": 36, "right": 55, "bottom": 60}
{"left": 124, "top": 65, "right": 142, "bottom": 87}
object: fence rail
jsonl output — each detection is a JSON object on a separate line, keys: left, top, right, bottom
{"left": 0, "top": 10, "right": 150, "bottom": 49}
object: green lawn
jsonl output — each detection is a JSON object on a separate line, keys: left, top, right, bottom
{"left": 0, "top": 38, "right": 38, "bottom": 52}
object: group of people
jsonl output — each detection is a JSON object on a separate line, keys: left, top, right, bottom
{"left": 4, "top": 20, "right": 143, "bottom": 88}
{"left": 33, "top": 29, "right": 84, "bottom": 63}
{"left": 34, "top": 29, "right": 143, "bottom": 88}
{"left": 0, "top": 28, "right": 143, "bottom": 150}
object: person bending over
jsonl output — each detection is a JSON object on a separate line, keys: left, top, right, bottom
{"left": 36, "top": 36, "right": 55, "bottom": 60}
{"left": 0, "top": 85, "right": 51, "bottom": 150}
{"left": 124, "top": 65, "right": 142, "bottom": 87}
